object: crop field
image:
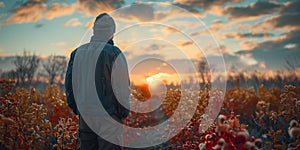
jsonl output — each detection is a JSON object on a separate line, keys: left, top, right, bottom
{"left": 0, "top": 79, "right": 299, "bottom": 149}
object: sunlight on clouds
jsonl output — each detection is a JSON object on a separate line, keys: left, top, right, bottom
{"left": 237, "top": 24, "right": 249, "bottom": 30}
{"left": 284, "top": 43, "right": 296, "bottom": 49}
{"left": 85, "top": 19, "right": 94, "bottom": 29}
{"left": 63, "top": 18, "right": 82, "bottom": 27}
{"left": 224, "top": 1, "right": 281, "bottom": 21}
{"left": 206, "top": 5, "right": 224, "bottom": 16}
{"left": 77, "top": 0, "right": 124, "bottom": 16}
{"left": 240, "top": 55, "right": 258, "bottom": 66}
{"left": 45, "top": 3, "right": 77, "bottom": 20}
{"left": 240, "top": 41, "right": 257, "bottom": 50}
{"left": 1, "top": 0, "right": 299, "bottom": 73}
{"left": 5, "top": 2, "right": 47, "bottom": 24}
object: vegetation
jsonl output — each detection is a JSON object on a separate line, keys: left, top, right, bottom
{"left": 0, "top": 79, "right": 299, "bottom": 149}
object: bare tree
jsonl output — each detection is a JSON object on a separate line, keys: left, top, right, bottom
{"left": 14, "top": 51, "right": 40, "bottom": 85}
{"left": 285, "top": 56, "right": 298, "bottom": 74}
{"left": 42, "top": 55, "right": 67, "bottom": 84}
{"left": 1, "top": 70, "right": 17, "bottom": 80}
{"left": 198, "top": 59, "right": 212, "bottom": 85}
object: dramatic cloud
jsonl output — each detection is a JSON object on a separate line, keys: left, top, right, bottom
{"left": 112, "top": 2, "right": 171, "bottom": 22}
{"left": 224, "top": 1, "right": 281, "bottom": 20}
{"left": 235, "top": 29, "right": 300, "bottom": 70}
{"left": 114, "top": 2, "right": 155, "bottom": 21}
{"left": 251, "top": 14, "right": 300, "bottom": 32}
{"left": 77, "top": 0, "right": 125, "bottom": 16}
{"left": 45, "top": 3, "right": 76, "bottom": 20}
{"left": 5, "top": 0, "right": 47, "bottom": 24}
{"left": 63, "top": 18, "right": 82, "bottom": 27}
{"left": 250, "top": 0, "right": 300, "bottom": 32}
{"left": 280, "top": 0, "right": 300, "bottom": 14}
{"left": 5, "top": 0, "right": 125, "bottom": 24}
{"left": 221, "top": 32, "right": 273, "bottom": 39}
{"left": 174, "top": 0, "right": 242, "bottom": 11}
{"left": 113, "top": 2, "right": 202, "bottom": 22}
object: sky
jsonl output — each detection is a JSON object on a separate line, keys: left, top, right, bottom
{"left": 0, "top": 0, "right": 299, "bottom": 84}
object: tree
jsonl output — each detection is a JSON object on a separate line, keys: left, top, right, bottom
{"left": 285, "top": 56, "right": 299, "bottom": 78}
{"left": 14, "top": 51, "right": 40, "bottom": 85}
{"left": 0, "top": 70, "right": 17, "bottom": 80}
{"left": 42, "top": 55, "right": 67, "bottom": 84}
{"left": 198, "top": 59, "right": 211, "bottom": 85}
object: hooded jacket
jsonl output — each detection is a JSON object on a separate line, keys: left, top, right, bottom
{"left": 65, "top": 13, "right": 130, "bottom": 119}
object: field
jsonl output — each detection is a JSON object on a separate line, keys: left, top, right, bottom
{"left": 0, "top": 79, "right": 299, "bottom": 149}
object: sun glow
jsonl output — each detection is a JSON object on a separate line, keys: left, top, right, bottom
{"left": 146, "top": 76, "right": 153, "bottom": 83}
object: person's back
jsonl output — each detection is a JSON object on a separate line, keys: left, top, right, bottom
{"left": 65, "top": 13, "right": 130, "bottom": 150}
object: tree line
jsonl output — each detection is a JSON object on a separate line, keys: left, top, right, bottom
{"left": 0, "top": 51, "right": 67, "bottom": 86}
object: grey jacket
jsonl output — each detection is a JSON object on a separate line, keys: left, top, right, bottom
{"left": 65, "top": 39, "right": 130, "bottom": 119}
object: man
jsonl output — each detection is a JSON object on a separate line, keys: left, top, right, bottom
{"left": 65, "top": 13, "right": 130, "bottom": 150}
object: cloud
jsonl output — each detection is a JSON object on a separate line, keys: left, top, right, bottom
{"left": 284, "top": 43, "right": 296, "bottom": 49}
{"left": 208, "top": 19, "right": 224, "bottom": 32}
{"left": 250, "top": 0, "right": 300, "bottom": 32}
{"left": 177, "top": 40, "right": 193, "bottom": 47}
{"left": 280, "top": 0, "right": 300, "bottom": 14}
{"left": 237, "top": 24, "right": 248, "bottom": 30}
{"left": 224, "top": 1, "right": 281, "bottom": 20}
{"left": 145, "top": 44, "right": 167, "bottom": 51}
{"left": 0, "top": 2, "right": 4, "bottom": 8}
{"left": 5, "top": 0, "right": 125, "bottom": 24}
{"left": 45, "top": 3, "right": 76, "bottom": 20}
{"left": 172, "top": 3, "right": 204, "bottom": 16}
{"left": 85, "top": 19, "right": 94, "bottom": 28}
{"left": 113, "top": 2, "right": 157, "bottom": 22}
{"left": 162, "top": 26, "right": 181, "bottom": 34}
{"left": 240, "top": 41, "right": 258, "bottom": 50}
{"left": 221, "top": 32, "right": 274, "bottom": 39}
{"left": 35, "top": 23, "right": 44, "bottom": 28}
{"left": 174, "top": 0, "right": 241, "bottom": 15}
{"left": 239, "top": 55, "right": 258, "bottom": 66}
{"left": 190, "top": 19, "right": 224, "bottom": 36}
{"left": 112, "top": 2, "right": 196, "bottom": 22}
{"left": 63, "top": 18, "right": 82, "bottom": 27}
{"left": 5, "top": 0, "right": 47, "bottom": 24}
{"left": 235, "top": 29, "right": 300, "bottom": 70}
{"left": 251, "top": 14, "right": 300, "bottom": 32}
{"left": 77, "top": 0, "right": 125, "bottom": 16}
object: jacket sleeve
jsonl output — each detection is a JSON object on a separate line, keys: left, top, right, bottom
{"left": 65, "top": 50, "right": 78, "bottom": 115}
{"left": 111, "top": 50, "right": 131, "bottom": 119}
